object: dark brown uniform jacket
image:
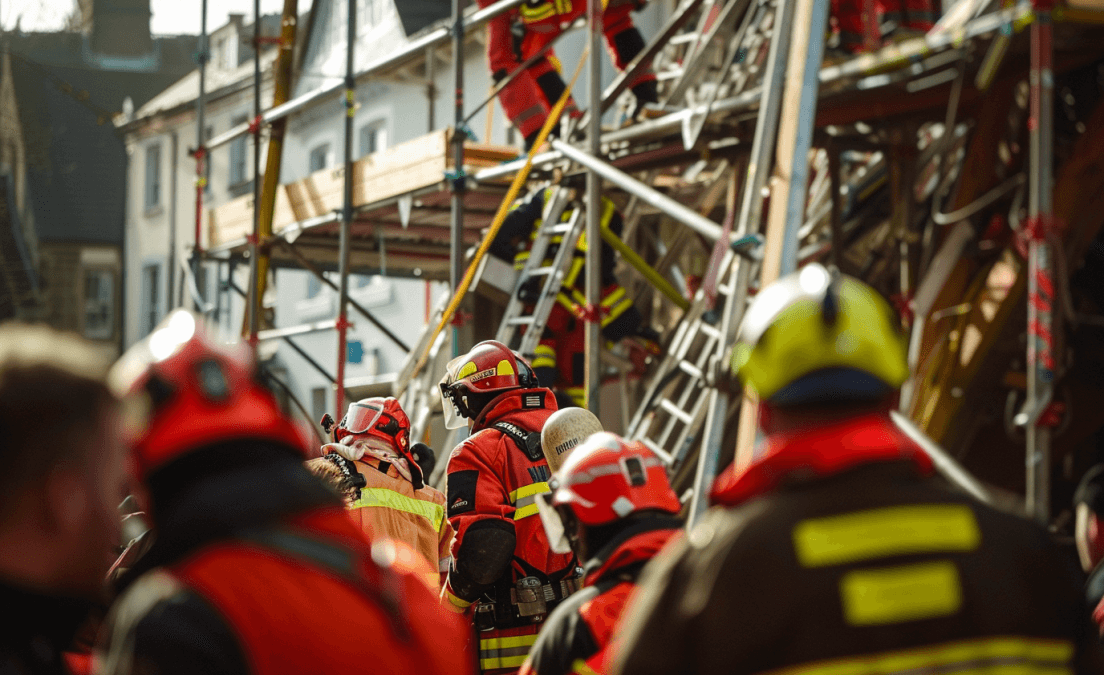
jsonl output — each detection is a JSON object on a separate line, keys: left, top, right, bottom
{"left": 614, "top": 417, "right": 1103, "bottom": 675}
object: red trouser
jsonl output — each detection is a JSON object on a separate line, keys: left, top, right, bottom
{"left": 832, "top": 0, "right": 936, "bottom": 52}
{"left": 482, "top": 0, "right": 656, "bottom": 138}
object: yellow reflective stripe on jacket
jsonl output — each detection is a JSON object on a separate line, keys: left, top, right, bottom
{"left": 571, "top": 658, "right": 601, "bottom": 675}
{"left": 510, "top": 482, "right": 550, "bottom": 503}
{"left": 760, "top": 636, "right": 1074, "bottom": 675}
{"left": 510, "top": 481, "right": 550, "bottom": 520}
{"left": 792, "top": 504, "right": 980, "bottom": 568}
{"left": 840, "top": 560, "right": 962, "bottom": 626}
{"left": 520, "top": 1, "right": 555, "bottom": 22}
{"left": 480, "top": 633, "right": 539, "bottom": 670}
{"left": 350, "top": 487, "right": 445, "bottom": 533}
{"left": 566, "top": 387, "right": 586, "bottom": 407}
{"left": 563, "top": 256, "right": 585, "bottom": 289}
{"left": 532, "top": 344, "right": 557, "bottom": 370}
{"left": 600, "top": 286, "right": 633, "bottom": 327}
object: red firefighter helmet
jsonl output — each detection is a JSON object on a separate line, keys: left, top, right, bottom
{"left": 330, "top": 396, "right": 412, "bottom": 452}
{"left": 439, "top": 340, "right": 539, "bottom": 429}
{"left": 109, "top": 310, "right": 311, "bottom": 482}
{"left": 538, "top": 432, "right": 680, "bottom": 554}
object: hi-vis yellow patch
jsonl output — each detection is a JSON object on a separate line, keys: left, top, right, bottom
{"left": 792, "top": 505, "right": 980, "bottom": 568}
{"left": 456, "top": 361, "right": 478, "bottom": 380}
{"left": 840, "top": 560, "right": 963, "bottom": 626}
{"left": 496, "top": 359, "right": 515, "bottom": 376}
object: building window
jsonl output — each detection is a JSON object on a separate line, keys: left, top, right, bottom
{"left": 82, "top": 269, "right": 115, "bottom": 340}
{"left": 144, "top": 143, "right": 161, "bottom": 210}
{"left": 311, "top": 387, "right": 328, "bottom": 425}
{"left": 308, "top": 143, "right": 332, "bottom": 173}
{"left": 143, "top": 264, "right": 161, "bottom": 334}
{"left": 359, "top": 120, "right": 388, "bottom": 158}
{"left": 229, "top": 115, "right": 248, "bottom": 187}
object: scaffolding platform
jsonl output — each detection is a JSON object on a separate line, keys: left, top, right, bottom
{"left": 206, "top": 129, "right": 518, "bottom": 279}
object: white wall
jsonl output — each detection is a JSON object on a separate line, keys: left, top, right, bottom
{"left": 123, "top": 77, "right": 274, "bottom": 348}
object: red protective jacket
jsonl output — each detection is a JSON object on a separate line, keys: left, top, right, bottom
{"left": 518, "top": 518, "right": 681, "bottom": 675}
{"left": 444, "top": 388, "right": 578, "bottom": 674}
{"left": 95, "top": 447, "right": 474, "bottom": 675}
{"left": 479, "top": 0, "right": 655, "bottom": 140}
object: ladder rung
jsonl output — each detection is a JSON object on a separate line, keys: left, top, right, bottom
{"left": 544, "top": 222, "right": 575, "bottom": 235}
{"left": 659, "top": 399, "right": 694, "bottom": 425}
{"left": 507, "top": 316, "right": 535, "bottom": 326}
{"left": 639, "top": 438, "right": 675, "bottom": 466}
{"left": 525, "top": 267, "right": 554, "bottom": 277}
{"left": 698, "top": 323, "right": 721, "bottom": 340}
{"left": 677, "top": 361, "right": 703, "bottom": 379}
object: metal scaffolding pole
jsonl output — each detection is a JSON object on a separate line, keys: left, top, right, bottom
{"left": 687, "top": 0, "right": 797, "bottom": 528}
{"left": 450, "top": 0, "right": 466, "bottom": 358}
{"left": 1022, "top": 0, "right": 1056, "bottom": 525}
{"left": 733, "top": 0, "right": 832, "bottom": 477}
{"left": 246, "top": 0, "right": 262, "bottom": 347}
{"left": 192, "top": 0, "right": 208, "bottom": 311}
{"left": 205, "top": 0, "right": 524, "bottom": 153}
{"left": 584, "top": 0, "right": 602, "bottom": 415}
{"left": 336, "top": 0, "right": 358, "bottom": 410}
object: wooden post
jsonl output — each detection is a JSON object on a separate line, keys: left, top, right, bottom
{"left": 733, "top": 0, "right": 831, "bottom": 470}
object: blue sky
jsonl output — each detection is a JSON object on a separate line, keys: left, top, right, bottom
{"left": 4, "top": 0, "right": 314, "bottom": 36}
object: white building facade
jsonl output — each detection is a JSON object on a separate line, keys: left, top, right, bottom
{"left": 121, "top": 0, "right": 668, "bottom": 429}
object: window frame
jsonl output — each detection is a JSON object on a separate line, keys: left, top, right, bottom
{"left": 81, "top": 267, "right": 116, "bottom": 341}
{"left": 358, "top": 119, "right": 388, "bottom": 158}
{"left": 144, "top": 143, "right": 162, "bottom": 212}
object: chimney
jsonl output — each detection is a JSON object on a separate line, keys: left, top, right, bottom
{"left": 90, "top": 0, "right": 153, "bottom": 58}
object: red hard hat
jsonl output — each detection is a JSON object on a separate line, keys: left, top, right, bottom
{"left": 109, "top": 310, "right": 311, "bottom": 482}
{"left": 549, "top": 432, "right": 680, "bottom": 526}
{"left": 333, "top": 396, "right": 411, "bottom": 453}
{"left": 439, "top": 340, "right": 539, "bottom": 428}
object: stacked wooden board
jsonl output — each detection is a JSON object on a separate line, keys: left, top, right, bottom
{"left": 207, "top": 128, "right": 519, "bottom": 248}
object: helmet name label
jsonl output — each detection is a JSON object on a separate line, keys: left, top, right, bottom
{"left": 468, "top": 367, "right": 498, "bottom": 383}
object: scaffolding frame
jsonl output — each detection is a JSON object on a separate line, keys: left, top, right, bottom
{"left": 189, "top": 0, "right": 1104, "bottom": 524}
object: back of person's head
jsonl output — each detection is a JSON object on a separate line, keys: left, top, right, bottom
{"left": 730, "top": 264, "right": 908, "bottom": 432}
{"left": 0, "top": 323, "right": 125, "bottom": 597}
{"left": 109, "top": 310, "right": 310, "bottom": 514}
{"left": 1075, "top": 464, "right": 1104, "bottom": 573}
{"left": 541, "top": 407, "right": 604, "bottom": 473}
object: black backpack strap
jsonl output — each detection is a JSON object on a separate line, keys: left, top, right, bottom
{"left": 493, "top": 421, "right": 545, "bottom": 462}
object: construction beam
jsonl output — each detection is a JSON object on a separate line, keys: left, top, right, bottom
{"left": 275, "top": 239, "right": 412, "bottom": 351}
{"left": 550, "top": 139, "right": 726, "bottom": 242}
{"left": 248, "top": 0, "right": 299, "bottom": 341}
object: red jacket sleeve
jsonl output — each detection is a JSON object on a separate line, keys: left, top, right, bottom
{"left": 443, "top": 431, "right": 518, "bottom": 607}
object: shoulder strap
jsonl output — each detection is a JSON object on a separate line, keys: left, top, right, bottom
{"left": 493, "top": 421, "right": 545, "bottom": 462}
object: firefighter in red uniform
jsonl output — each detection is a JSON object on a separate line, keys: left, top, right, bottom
{"left": 613, "top": 264, "right": 1103, "bottom": 675}
{"left": 479, "top": 0, "right": 659, "bottom": 150}
{"left": 489, "top": 188, "right": 658, "bottom": 408}
{"left": 440, "top": 340, "right": 580, "bottom": 674}
{"left": 309, "top": 396, "right": 455, "bottom": 588}
{"left": 519, "top": 432, "right": 682, "bottom": 675}
{"left": 95, "top": 311, "right": 474, "bottom": 675}
{"left": 831, "top": 0, "right": 937, "bottom": 54}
